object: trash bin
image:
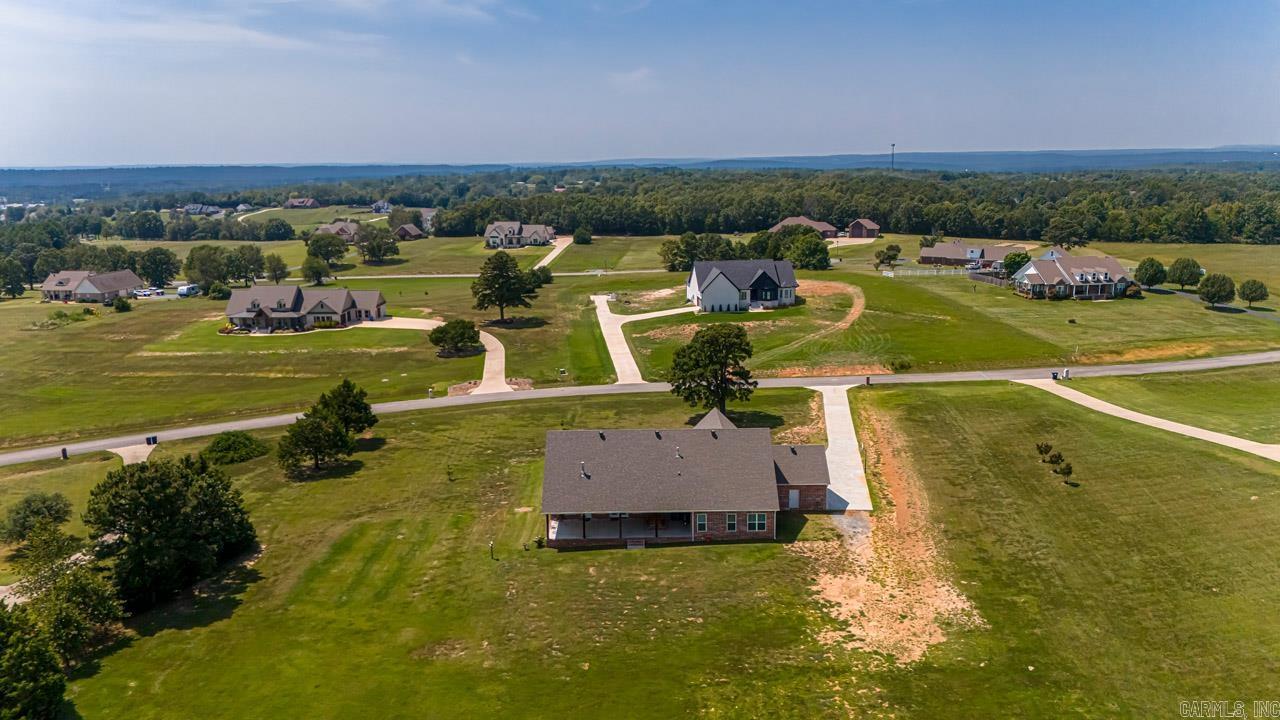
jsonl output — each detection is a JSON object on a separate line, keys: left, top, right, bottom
{"left": 1051, "top": 371, "right": 1059, "bottom": 380}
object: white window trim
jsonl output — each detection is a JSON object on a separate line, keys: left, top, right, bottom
{"left": 725, "top": 513, "right": 737, "bottom": 532}
{"left": 747, "top": 512, "right": 767, "bottom": 532}
{"left": 695, "top": 513, "right": 707, "bottom": 533}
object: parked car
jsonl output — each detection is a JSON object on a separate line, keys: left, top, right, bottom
{"left": 154, "top": 289, "right": 165, "bottom": 296}
{"left": 138, "top": 289, "right": 153, "bottom": 297}
{"left": 177, "top": 284, "right": 201, "bottom": 297}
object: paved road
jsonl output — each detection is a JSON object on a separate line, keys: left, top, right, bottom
{"left": 4, "top": 349, "right": 1277, "bottom": 468}
{"left": 591, "top": 295, "right": 697, "bottom": 384}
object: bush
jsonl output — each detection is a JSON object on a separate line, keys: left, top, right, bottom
{"left": 573, "top": 227, "right": 592, "bottom": 245}
{"left": 312, "top": 319, "right": 340, "bottom": 329}
{"left": 1, "top": 492, "right": 72, "bottom": 543}
{"left": 112, "top": 296, "right": 132, "bottom": 312}
{"left": 207, "top": 281, "right": 231, "bottom": 300}
{"left": 201, "top": 431, "right": 270, "bottom": 465}
{"left": 527, "top": 265, "right": 553, "bottom": 288}
{"left": 1124, "top": 283, "right": 1143, "bottom": 298}
{"left": 429, "top": 319, "right": 482, "bottom": 356}
{"left": 0, "top": 605, "right": 66, "bottom": 717}
{"left": 1239, "top": 279, "right": 1268, "bottom": 308}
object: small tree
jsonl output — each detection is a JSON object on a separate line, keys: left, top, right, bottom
{"left": 1133, "top": 257, "right": 1167, "bottom": 288}
{"left": 919, "top": 233, "right": 942, "bottom": 248}
{"left": 527, "top": 265, "right": 553, "bottom": 288}
{"left": 315, "top": 378, "right": 379, "bottom": 434}
{"left": 2, "top": 492, "right": 72, "bottom": 543}
{"left": 201, "top": 430, "right": 270, "bottom": 465}
{"left": 112, "top": 296, "right": 132, "bottom": 313}
{"left": 573, "top": 227, "right": 592, "bottom": 245}
{"left": 1, "top": 257, "right": 25, "bottom": 298}
{"left": 669, "top": 324, "right": 757, "bottom": 412}
{"left": 183, "top": 244, "right": 230, "bottom": 287}
{"left": 429, "top": 319, "right": 482, "bottom": 356}
{"left": 0, "top": 604, "right": 66, "bottom": 717}
{"left": 355, "top": 225, "right": 399, "bottom": 264}
{"left": 307, "top": 233, "right": 348, "bottom": 267}
{"left": 1167, "top": 257, "right": 1203, "bottom": 289}
{"left": 301, "top": 255, "right": 329, "bottom": 285}
{"left": 260, "top": 218, "right": 295, "bottom": 241}
{"left": 206, "top": 282, "right": 232, "bottom": 300}
{"left": 1002, "top": 251, "right": 1031, "bottom": 276}
{"left": 1035, "top": 441, "right": 1053, "bottom": 458}
{"left": 277, "top": 408, "right": 356, "bottom": 473}
{"left": 785, "top": 234, "right": 831, "bottom": 270}
{"left": 1238, "top": 279, "right": 1268, "bottom": 308}
{"left": 264, "top": 253, "right": 290, "bottom": 284}
{"left": 471, "top": 251, "right": 537, "bottom": 322}
{"left": 1054, "top": 462, "right": 1074, "bottom": 481}
{"left": 1198, "top": 273, "right": 1235, "bottom": 307}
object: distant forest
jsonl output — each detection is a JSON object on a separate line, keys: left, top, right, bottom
{"left": 3, "top": 170, "right": 1280, "bottom": 270}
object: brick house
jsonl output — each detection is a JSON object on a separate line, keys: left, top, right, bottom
{"left": 918, "top": 240, "right": 1017, "bottom": 268}
{"left": 847, "top": 218, "right": 880, "bottom": 238}
{"left": 40, "top": 270, "right": 144, "bottom": 303}
{"left": 393, "top": 223, "right": 424, "bottom": 240}
{"left": 769, "top": 216, "right": 837, "bottom": 238}
{"left": 541, "top": 409, "right": 829, "bottom": 548}
{"left": 224, "top": 286, "right": 385, "bottom": 332}
{"left": 284, "top": 198, "right": 321, "bottom": 209}
{"left": 686, "top": 259, "right": 798, "bottom": 312}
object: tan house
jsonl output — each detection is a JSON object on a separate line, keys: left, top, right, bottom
{"left": 224, "top": 286, "right": 386, "bottom": 332}
{"left": 769, "top": 216, "right": 837, "bottom": 238}
{"left": 1011, "top": 252, "right": 1132, "bottom": 300}
{"left": 542, "top": 410, "right": 829, "bottom": 548}
{"left": 314, "top": 220, "right": 361, "bottom": 243}
{"left": 284, "top": 198, "right": 321, "bottom": 209}
{"left": 484, "top": 221, "right": 556, "bottom": 248}
{"left": 393, "top": 223, "right": 425, "bottom": 240}
{"left": 41, "top": 270, "right": 144, "bottom": 303}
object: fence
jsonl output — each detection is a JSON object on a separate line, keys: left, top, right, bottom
{"left": 882, "top": 267, "right": 969, "bottom": 278}
{"left": 967, "top": 272, "right": 1009, "bottom": 287}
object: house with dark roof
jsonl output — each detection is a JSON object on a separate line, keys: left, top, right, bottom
{"left": 769, "top": 216, "right": 837, "bottom": 238}
{"left": 918, "top": 240, "right": 1019, "bottom": 268}
{"left": 284, "top": 198, "right": 321, "bottom": 209}
{"left": 224, "top": 286, "right": 386, "bottom": 332}
{"left": 1011, "top": 252, "right": 1132, "bottom": 300}
{"left": 686, "top": 259, "right": 798, "bottom": 312}
{"left": 314, "top": 220, "right": 361, "bottom": 244}
{"left": 541, "top": 409, "right": 829, "bottom": 548}
{"left": 484, "top": 221, "right": 556, "bottom": 248}
{"left": 847, "top": 218, "right": 880, "bottom": 238}
{"left": 371, "top": 200, "right": 392, "bottom": 214}
{"left": 41, "top": 270, "right": 144, "bottom": 303}
{"left": 393, "top": 223, "right": 425, "bottom": 240}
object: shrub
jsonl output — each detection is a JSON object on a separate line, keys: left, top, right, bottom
{"left": 312, "top": 320, "right": 340, "bottom": 329}
{"left": 201, "top": 431, "right": 270, "bottom": 465}
{"left": 527, "top": 265, "right": 553, "bottom": 288}
{"left": 573, "top": 227, "right": 592, "bottom": 245}
{"left": 1124, "top": 283, "right": 1143, "bottom": 298}
{"left": 112, "top": 296, "right": 132, "bottom": 312}
{"left": 429, "top": 319, "right": 482, "bottom": 356}
{"left": 887, "top": 357, "right": 913, "bottom": 372}
{"left": 207, "top": 281, "right": 232, "bottom": 300}
{"left": 1, "top": 492, "right": 72, "bottom": 543}
{"left": 1046, "top": 451, "right": 1064, "bottom": 465}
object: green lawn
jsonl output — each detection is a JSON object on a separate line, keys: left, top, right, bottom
{"left": 1069, "top": 365, "right": 1280, "bottom": 443}
{"left": 246, "top": 205, "right": 387, "bottom": 233}
{"left": 850, "top": 382, "right": 1280, "bottom": 715}
{"left": 86, "top": 238, "right": 310, "bottom": 270}
{"left": 549, "top": 236, "right": 670, "bottom": 271}
{"left": 329, "top": 237, "right": 551, "bottom": 276}
{"left": 1080, "top": 241, "right": 1280, "bottom": 302}
{"left": 0, "top": 298, "right": 482, "bottom": 450}
{"left": 32, "top": 391, "right": 862, "bottom": 719}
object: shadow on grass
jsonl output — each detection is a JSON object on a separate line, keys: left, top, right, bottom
{"left": 485, "top": 316, "right": 548, "bottom": 329}
{"left": 361, "top": 257, "right": 408, "bottom": 268}
{"left": 354, "top": 436, "right": 386, "bottom": 453}
{"left": 1247, "top": 305, "right": 1274, "bottom": 313}
{"left": 1145, "top": 287, "right": 1175, "bottom": 295}
{"left": 1206, "top": 305, "right": 1247, "bottom": 314}
{"left": 434, "top": 346, "right": 485, "bottom": 359}
{"left": 682, "top": 409, "right": 786, "bottom": 429}
{"left": 330, "top": 262, "right": 357, "bottom": 273}
{"left": 287, "top": 459, "right": 365, "bottom": 482}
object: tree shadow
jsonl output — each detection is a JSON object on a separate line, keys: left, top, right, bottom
{"left": 329, "top": 262, "right": 357, "bottom": 273}
{"left": 287, "top": 459, "right": 365, "bottom": 482}
{"left": 1144, "top": 287, "right": 1175, "bottom": 295}
{"left": 363, "top": 257, "right": 407, "bottom": 268}
{"left": 1206, "top": 305, "right": 1247, "bottom": 314}
{"left": 1247, "top": 305, "right": 1274, "bottom": 313}
{"left": 485, "top": 316, "right": 548, "bottom": 329}
{"left": 435, "top": 346, "right": 485, "bottom": 359}
{"left": 683, "top": 409, "right": 785, "bottom": 429}
{"left": 354, "top": 437, "right": 386, "bottom": 453}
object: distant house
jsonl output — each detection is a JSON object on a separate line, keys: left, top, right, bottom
{"left": 541, "top": 409, "right": 829, "bottom": 548}
{"left": 393, "top": 223, "right": 424, "bottom": 240}
{"left": 421, "top": 208, "right": 438, "bottom": 231}
{"left": 371, "top": 200, "right": 392, "bottom": 214}
{"left": 181, "top": 203, "right": 222, "bottom": 217}
{"left": 224, "top": 286, "right": 386, "bottom": 332}
{"left": 847, "top": 218, "right": 880, "bottom": 238}
{"left": 235, "top": 203, "right": 254, "bottom": 213}
{"left": 918, "top": 241, "right": 1018, "bottom": 268}
{"left": 41, "top": 270, "right": 144, "bottom": 303}
{"left": 769, "top": 216, "right": 837, "bottom": 238}
{"left": 484, "top": 221, "right": 556, "bottom": 248}
{"left": 686, "top": 259, "right": 798, "bottom": 312}
{"left": 314, "top": 220, "right": 361, "bottom": 243}
{"left": 1011, "top": 252, "right": 1132, "bottom": 300}
{"left": 284, "top": 198, "right": 321, "bottom": 209}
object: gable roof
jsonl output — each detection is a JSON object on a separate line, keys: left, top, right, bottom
{"left": 316, "top": 220, "right": 359, "bottom": 236}
{"left": 849, "top": 218, "right": 880, "bottom": 230}
{"left": 542, "top": 428, "right": 781, "bottom": 514}
{"left": 693, "top": 408, "right": 736, "bottom": 430}
{"left": 41, "top": 270, "right": 91, "bottom": 291}
{"left": 394, "top": 223, "right": 424, "bottom": 238}
{"left": 770, "top": 216, "right": 837, "bottom": 234}
{"left": 349, "top": 290, "right": 385, "bottom": 311}
{"left": 692, "top": 259, "right": 797, "bottom": 292}
{"left": 772, "top": 445, "right": 831, "bottom": 486}
{"left": 87, "top": 269, "right": 145, "bottom": 293}
{"left": 1014, "top": 254, "right": 1129, "bottom": 286}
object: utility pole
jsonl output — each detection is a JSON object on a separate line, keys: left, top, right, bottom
{"left": 890, "top": 143, "right": 896, "bottom": 171}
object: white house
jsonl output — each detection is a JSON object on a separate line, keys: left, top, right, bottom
{"left": 686, "top": 259, "right": 799, "bottom": 313}
{"left": 484, "top": 221, "right": 556, "bottom": 248}
{"left": 41, "top": 270, "right": 144, "bottom": 303}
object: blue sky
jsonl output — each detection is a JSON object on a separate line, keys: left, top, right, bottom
{"left": 1, "top": 0, "right": 1276, "bottom": 166}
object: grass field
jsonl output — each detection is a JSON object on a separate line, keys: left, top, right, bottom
{"left": 3, "top": 383, "right": 1276, "bottom": 715}
{"left": 548, "top": 236, "right": 669, "bottom": 271}
{"left": 245, "top": 205, "right": 388, "bottom": 232}
{"left": 328, "top": 237, "right": 552, "bottom": 276}
{"left": 1069, "top": 365, "right": 1280, "bottom": 443}
{"left": 86, "top": 238, "right": 310, "bottom": 271}
{"left": 850, "top": 382, "right": 1280, "bottom": 715}
{"left": 1081, "top": 241, "right": 1280, "bottom": 300}
{"left": 0, "top": 297, "right": 482, "bottom": 450}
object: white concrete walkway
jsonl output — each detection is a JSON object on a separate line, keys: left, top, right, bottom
{"left": 356, "top": 317, "right": 513, "bottom": 394}
{"left": 808, "top": 385, "right": 873, "bottom": 511}
{"left": 1017, "top": 379, "right": 1280, "bottom": 463}
{"left": 591, "top": 295, "right": 697, "bottom": 384}
{"left": 534, "top": 236, "right": 574, "bottom": 269}
{"left": 108, "top": 444, "right": 155, "bottom": 464}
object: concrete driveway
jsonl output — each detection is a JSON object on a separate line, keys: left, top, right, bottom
{"left": 591, "top": 295, "right": 697, "bottom": 384}
{"left": 808, "top": 385, "right": 872, "bottom": 511}
{"left": 534, "top": 236, "right": 574, "bottom": 269}
{"left": 359, "top": 317, "right": 512, "bottom": 394}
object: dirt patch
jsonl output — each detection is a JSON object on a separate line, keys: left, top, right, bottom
{"left": 1076, "top": 340, "right": 1264, "bottom": 365}
{"left": 506, "top": 377, "right": 534, "bottom": 391}
{"left": 411, "top": 639, "right": 468, "bottom": 661}
{"left": 448, "top": 380, "right": 480, "bottom": 396}
{"left": 775, "top": 392, "right": 826, "bottom": 445}
{"left": 635, "top": 286, "right": 679, "bottom": 302}
{"left": 759, "top": 364, "right": 890, "bottom": 378}
{"left": 791, "top": 404, "right": 981, "bottom": 665}
{"left": 636, "top": 318, "right": 797, "bottom": 343}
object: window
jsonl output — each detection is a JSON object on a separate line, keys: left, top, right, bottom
{"left": 695, "top": 513, "right": 707, "bottom": 533}
{"left": 725, "top": 513, "right": 737, "bottom": 532}
{"left": 747, "top": 513, "right": 767, "bottom": 532}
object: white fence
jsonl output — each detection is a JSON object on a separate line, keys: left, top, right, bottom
{"left": 882, "top": 267, "right": 970, "bottom": 278}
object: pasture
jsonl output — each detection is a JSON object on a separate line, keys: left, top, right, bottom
{"left": 1080, "top": 241, "right": 1280, "bottom": 299}
{"left": 86, "top": 238, "right": 309, "bottom": 269}
{"left": 329, "top": 237, "right": 552, "bottom": 276}
{"left": 246, "top": 205, "right": 388, "bottom": 232}
{"left": 548, "top": 235, "right": 669, "bottom": 272}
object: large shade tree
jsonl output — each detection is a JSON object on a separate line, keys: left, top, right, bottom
{"left": 471, "top": 251, "right": 537, "bottom": 322}
{"left": 668, "top": 324, "right": 757, "bottom": 412}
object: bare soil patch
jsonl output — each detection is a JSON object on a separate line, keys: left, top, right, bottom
{"left": 506, "top": 377, "right": 534, "bottom": 391}
{"left": 791, "top": 403, "right": 981, "bottom": 665}
{"left": 636, "top": 318, "right": 798, "bottom": 343}
{"left": 1076, "top": 339, "right": 1263, "bottom": 365}
{"left": 759, "top": 363, "right": 889, "bottom": 378}
{"left": 774, "top": 392, "right": 826, "bottom": 446}
{"left": 448, "top": 380, "right": 480, "bottom": 396}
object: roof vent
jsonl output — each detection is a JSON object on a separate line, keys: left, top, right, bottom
{"left": 579, "top": 461, "right": 589, "bottom": 479}
{"left": 710, "top": 431, "right": 718, "bottom": 439}
{"left": 789, "top": 445, "right": 797, "bottom": 455}
{"left": 598, "top": 431, "right": 605, "bottom": 440}
{"left": 675, "top": 445, "right": 682, "bottom": 459}
{"left": 654, "top": 431, "right": 661, "bottom": 440}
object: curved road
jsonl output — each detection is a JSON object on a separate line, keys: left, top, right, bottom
{"left": 2, "top": 349, "right": 1277, "bottom": 468}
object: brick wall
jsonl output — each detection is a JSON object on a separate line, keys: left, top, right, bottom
{"left": 693, "top": 510, "right": 774, "bottom": 541}
{"left": 776, "top": 484, "right": 826, "bottom": 511}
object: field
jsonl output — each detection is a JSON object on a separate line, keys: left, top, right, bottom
{"left": 1069, "top": 365, "right": 1280, "bottom": 443}
{"left": 328, "top": 237, "right": 552, "bottom": 276}
{"left": 0, "top": 297, "right": 482, "bottom": 450}
{"left": 86, "top": 238, "right": 309, "bottom": 270}
{"left": 1081, "top": 241, "right": 1280, "bottom": 299}
{"left": 547, "top": 236, "right": 669, "bottom": 271}
{"left": 244, "top": 205, "right": 388, "bottom": 232}
{"left": 1, "top": 382, "right": 1275, "bottom": 716}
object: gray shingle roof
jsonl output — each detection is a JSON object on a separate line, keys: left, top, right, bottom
{"left": 692, "top": 259, "right": 797, "bottom": 292}
{"left": 772, "top": 445, "right": 830, "bottom": 486}
{"left": 88, "top": 270, "right": 145, "bottom": 293}
{"left": 542, "top": 428, "right": 781, "bottom": 514}
{"left": 770, "top": 216, "right": 836, "bottom": 234}
{"left": 693, "top": 408, "right": 736, "bottom": 429}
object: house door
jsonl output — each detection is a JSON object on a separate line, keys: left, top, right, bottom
{"left": 788, "top": 489, "right": 800, "bottom": 510}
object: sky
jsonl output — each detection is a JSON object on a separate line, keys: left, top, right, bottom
{"left": 1, "top": 0, "right": 1277, "bottom": 166}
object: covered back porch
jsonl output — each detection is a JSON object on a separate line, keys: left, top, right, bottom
{"left": 548, "top": 512, "right": 693, "bottom": 546}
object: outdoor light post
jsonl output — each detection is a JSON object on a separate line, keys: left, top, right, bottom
{"left": 890, "top": 143, "right": 896, "bottom": 170}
